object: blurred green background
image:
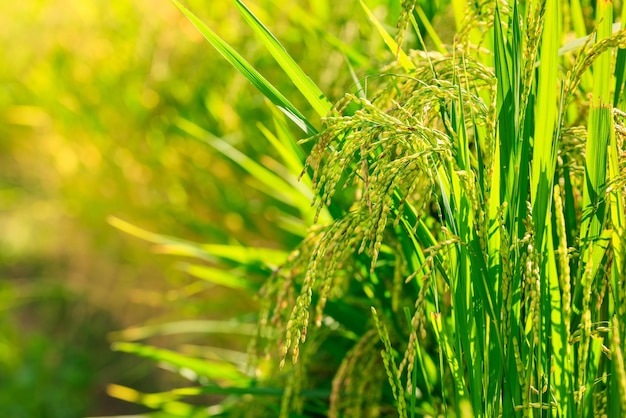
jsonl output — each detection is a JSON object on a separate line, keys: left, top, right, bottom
{"left": 0, "top": 0, "right": 431, "bottom": 415}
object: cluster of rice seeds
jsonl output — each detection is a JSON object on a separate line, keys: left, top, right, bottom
{"left": 390, "top": 240, "right": 408, "bottom": 312}
{"left": 524, "top": 244, "right": 541, "bottom": 368}
{"left": 372, "top": 308, "right": 407, "bottom": 418}
{"left": 480, "top": 73, "right": 497, "bottom": 134}
{"left": 511, "top": 336, "right": 529, "bottom": 413}
{"left": 393, "top": 0, "right": 417, "bottom": 54}
{"left": 611, "top": 316, "right": 626, "bottom": 412}
{"left": 360, "top": 154, "right": 439, "bottom": 271}
{"left": 519, "top": 0, "right": 543, "bottom": 130}
{"left": 280, "top": 70, "right": 493, "bottom": 364}
{"left": 519, "top": 210, "right": 540, "bottom": 347}
{"left": 498, "top": 203, "right": 513, "bottom": 341}
{"left": 329, "top": 330, "right": 383, "bottom": 418}
{"left": 593, "top": 381, "right": 609, "bottom": 418}
{"left": 252, "top": 271, "right": 295, "bottom": 368}
{"left": 574, "top": 255, "right": 594, "bottom": 403}
{"left": 391, "top": 161, "right": 432, "bottom": 231}
{"left": 362, "top": 161, "right": 398, "bottom": 272}
{"left": 397, "top": 277, "right": 430, "bottom": 390}
{"left": 559, "top": 126, "right": 587, "bottom": 172}
{"left": 497, "top": 229, "right": 512, "bottom": 280}
{"left": 406, "top": 50, "right": 446, "bottom": 73}
{"left": 314, "top": 215, "right": 366, "bottom": 325}
{"left": 615, "top": 175, "right": 626, "bottom": 306}
{"left": 564, "top": 29, "right": 626, "bottom": 111}
{"left": 461, "top": 166, "right": 488, "bottom": 254}
{"left": 279, "top": 327, "right": 328, "bottom": 418}
{"left": 554, "top": 185, "right": 574, "bottom": 335}
{"left": 282, "top": 215, "right": 365, "bottom": 365}
{"left": 409, "top": 55, "right": 496, "bottom": 103}
{"left": 512, "top": 208, "right": 546, "bottom": 411}
{"left": 292, "top": 47, "right": 500, "bottom": 414}
{"left": 455, "top": 0, "right": 499, "bottom": 50}
{"left": 254, "top": 228, "right": 325, "bottom": 362}
{"left": 309, "top": 81, "right": 474, "bottom": 222}
{"left": 369, "top": 55, "right": 495, "bottom": 110}
{"left": 410, "top": 55, "right": 498, "bottom": 200}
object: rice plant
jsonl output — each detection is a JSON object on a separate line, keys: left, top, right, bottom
{"left": 111, "top": 0, "right": 626, "bottom": 416}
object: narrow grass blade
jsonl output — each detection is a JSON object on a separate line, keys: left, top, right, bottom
{"left": 235, "top": 0, "right": 333, "bottom": 118}
{"left": 531, "top": 0, "right": 560, "bottom": 248}
{"left": 257, "top": 119, "right": 304, "bottom": 176}
{"left": 450, "top": 0, "right": 465, "bottom": 32}
{"left": 110, "top": 384, "right": 330, "bottom": 400}
{"left": 108, "top": 216, "right": 287, "bottom": 269}
{"left": 413, "top": 5, "right": 445, "bottom": 54}
{"left": 371, "top": 307, "right": 407, "bottom": 418}
{"left": 107, "top": 384, "right": 210, "bottom": 417}
{"left": 112, "top": 342, "right": 248, "bottom": 384}
{"left": 576, "top": 1, "right": 613, "bottom": 309}
{"left": 174, "top": 116, "right": 312, "bottom": 213}
{"left": 359, "top": 0, "right": 415, "bottom": 72}
{"left": 615, "top": 8, "right": 626, "bottom": 108}
{"left": 429, "top": 312, "right": 471, "bottom": 416}
{"left": 179, "top": 263, "right": 260, "bottom": 291}
{"left": 569, "top": 0, "right": 586, "bottom": 38}
{"left": 528, "top": 2, "right": 561, "bottom": 412}
{"left": 109, "top": 319, "right": 257, "bottom": 341}
{"left": 171, "top": 0, "right": 316, "bottom": 135}
{"left": 611, "top": 9, "right": 626, "bottom": 289}
{"left": 611, "top": 317, "right": 626, "bottom": 413}
{"left": 174, "top": 119, "right": 274, "bottom": 184}
{"left": 613, "top": 47, "right": 626, "bottom": 107}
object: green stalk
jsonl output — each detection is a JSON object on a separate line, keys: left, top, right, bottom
{"left": 528, "top": 2, "right": 562, "bottom": 416}
{"left": 575, "top": 0, "right": 613, "bottom": 312}
{"left": 531, "top": 0, "right": 560, "bottom": 249}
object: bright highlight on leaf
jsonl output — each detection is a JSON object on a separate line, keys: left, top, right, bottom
{"left": 171, "top": 0, "right": 316, "bottom": 135}
{"left": 235, "top": 0, "right": 333, "bottom": 118}
{"left": 359, "top": 0, "right": 415, "bottom": 72}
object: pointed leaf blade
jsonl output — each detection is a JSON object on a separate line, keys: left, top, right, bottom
{"left": 235, "top": 0, "right": 333, "bottom": 118}
{"left": 171, "top": 0, "right": 316, "bottom": 135}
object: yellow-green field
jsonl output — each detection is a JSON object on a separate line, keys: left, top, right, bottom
{"left": 2, "top": 1, "right": 626, "bottom": 417}
{"left": 0, "top": 1, "right": 396, "bottom": 415}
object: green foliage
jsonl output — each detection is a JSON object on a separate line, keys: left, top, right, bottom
{"left": 0, "top": 284, "right": 135, "bottom": 417}
{"left": 78, "top": 0, "right": 626, "bottom": 417}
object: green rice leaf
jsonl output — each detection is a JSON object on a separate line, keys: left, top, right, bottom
{"left": 108, "top": 216, "right": 287, "bottom": 269}
{"left": 569, "top": 0, "right": 586, "bottom": 38}
{"left": 110, "top": 384, "right": 330, "bottom": 401}
{"left": 450, "top": 0, "right": 465, "bottom": 32}
{"left": 359, "top": 0, "right": 415, "bottom": 72}
{"left": 576, "top": 1, "right": 613, "bottom": 309}
{"left": 107, "top": 384, "right": 201, "bottom": 417}
{"left": 413, "top": 6, "right": 445, "bottom": 54}
{"left": 179, "top": 263, "right": 260, "bottom": 291}
{"left": 259, "top": 126, "right": 301, "bottom": 177}
{"left": 112, "top": 342, "right": 248, "bottom": 384}
{"left": 531, "top": 0, "right": 560, "bottom": 249}
{"left": 429, "top": 311, "right": 470, "bottom": 415}
{"left": 109, "top": 319, "right": 257, "bottom": 341}
{"left": 174, "top": 116, "right": 313, "bottom": 215}
{"left": 171, "top": 0, "right": 316, "bottom": 135}
{"left": 234, "top": 0, "right": 333, "bottom": 118}
{"left": 371, "top": 307, "right": 407, "bottom": 418}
